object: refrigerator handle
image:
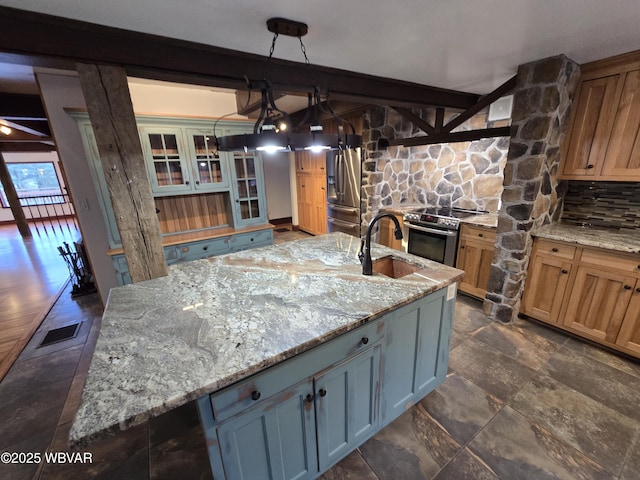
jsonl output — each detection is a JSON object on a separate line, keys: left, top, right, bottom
{"left": 334, "top": 151, "right": 341, "bottom": 201}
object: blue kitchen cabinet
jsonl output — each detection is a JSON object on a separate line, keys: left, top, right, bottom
{"left": 315, "top": 343, "right": 381, "bottom": 471}
{"left": 216, "top": 378, "right": 318, "bottom": 480}
{"left": 381, "top": 287, "right": 453, "bottom": 424}
{"left": 230, "top": 151, "right": 268, "bottom": 228}
{"left": 185, "top": 128, "right": 232, "bottom": 192}
{"left": 197, "top": 288, "right": 455, "bottom": 479}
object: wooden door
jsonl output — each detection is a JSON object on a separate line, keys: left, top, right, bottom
{"left": 602, "top": 69, "right": 640, "bottom": 179}
{"left": 217, "top": 379, "right": 318, "bottom": 480}
{"left": 521, "top": 255, "right": 573, "bottom": 324}
{"left": 561, "top": 75, "right": 621, "bottom": 177}
{"left": 315, "top": 344, "right": 381, "bottom": 471}
{"left": 562, "top": 266, "right": 636, "bottom": 343}
{"left": 615, "top": 281, "right": 640, "bottom": 356}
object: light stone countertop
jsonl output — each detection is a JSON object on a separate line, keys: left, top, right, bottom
{"left": 533, "top": 223, "right": 640, "bottom": 254}
{"left": 459, "top": 213, "right": 498, "bottom": 228}
{"left": 70, "top": 232, "right": 464, "bottom": 447}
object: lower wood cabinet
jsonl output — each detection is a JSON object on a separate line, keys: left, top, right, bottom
{"left": 196, "top": 288, "right": 454, "bottom": 479}
{"left": 522, "top": 237, "right": 640, "bottom": 358}
{"left": 456, "top": 224, "right": 497, "bottom": 299}
{"left": 377, "top": 214, "right": 404, "bottom": 251}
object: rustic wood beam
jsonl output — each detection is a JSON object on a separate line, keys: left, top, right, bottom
{"left": 0, "top": 151, "right": 31, "bottom": 237}
{"left": 381, "top": 126, "right": 512, "bottom": 148}
{"left": 442, "top": 75, "right": 517, "bottom": 133}
{"left": 0, "top": 93, "right": 46, "bottom": 119}
{"left": 0, "top": 142, "right": 55, "bottom": 152}
{"left": 0, "top": 119, "right": 51, "bottom": 137}
{"left": 0, "top": 6, "right": 480, "bottom": 110}
{"left": 391, "top": 107, "right": 436, "bottom": 135}
{"left": 76, "top": 63, "right": 167, "bottom": 283}
{"left": 434, "top": 108, "right": 445, "bottom": 134}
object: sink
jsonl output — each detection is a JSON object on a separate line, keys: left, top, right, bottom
{"left": 371, "top": 256, "right": 422, "bottom": 279}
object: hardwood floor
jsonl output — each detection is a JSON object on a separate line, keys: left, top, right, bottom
{"left": 0, "top": 223, "right": 80, "bottom": 380}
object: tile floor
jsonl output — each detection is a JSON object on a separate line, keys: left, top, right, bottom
{"left": 1, "top": 227, "right": 640, "bottom": 479}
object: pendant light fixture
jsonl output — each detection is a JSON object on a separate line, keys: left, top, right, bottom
{"left": 215, "top": 17, "right": 361, "bottom": 153}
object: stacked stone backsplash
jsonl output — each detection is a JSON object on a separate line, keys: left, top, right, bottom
{"left": 361, "top": 106, "right": 509, "bottom": 225}
{"left": 562, "top": 181, "right": 640, "bottom": 229}
{"left": 484, "top": 55, "right": 581, "bottom": 323}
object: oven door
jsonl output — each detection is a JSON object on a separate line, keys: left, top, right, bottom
{"left": 404, "top": 223, "right": 458, "bottom": 266}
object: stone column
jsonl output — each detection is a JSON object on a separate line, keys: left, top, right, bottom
{"left": 483, "top": 55, "right": 581, "bottom": 322}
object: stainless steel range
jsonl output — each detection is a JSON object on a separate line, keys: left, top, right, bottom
{"left": 403, "top": 207, "right": 485, "bottom": 266}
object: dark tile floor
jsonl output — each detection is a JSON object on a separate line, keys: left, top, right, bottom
{"left": 1, "top": 230, "right": 640, "bottom": 479}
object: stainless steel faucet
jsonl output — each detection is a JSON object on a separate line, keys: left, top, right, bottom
{"left": 359, "top": 213, "right": 404, "bottom": 275}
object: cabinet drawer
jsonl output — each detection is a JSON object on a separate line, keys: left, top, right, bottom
{"left": 580, "top": 248, "right": 640, "bottom": 275}
{"left": 460, "top": 225, "right": 496, "bottom": 243}
{"left": 534, "top": 239, "right": 577, "bottom": 260}
{"left": 178, "top": 237, "right": 229, "bottom": 262}
{"left": 210, "top": 319, "right": 384, "bottom": 422}
{"left": 228, "top": 229, "right": 274, "bottom": 252}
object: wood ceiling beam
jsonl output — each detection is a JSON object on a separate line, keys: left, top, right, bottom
{"left": 0, "top": 93, "right": 47, "bottom": 119}
{"left": 380, "top": 126, "right": 512, "bottom": 148}
{"left": 0, "top": 142, "right": 55, "bottom": 152}
{"left": 0, "top": 6, "right": 480, "bottom": 110}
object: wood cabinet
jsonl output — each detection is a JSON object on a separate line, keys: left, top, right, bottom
{"left": 560, "top": 50, "right": 640, "bottom": 181}
{"left": 295, "top": 151, "right": 327, "bottom": 235}
{"left": 456, "top": 224, "right": 497, "bottom": 299}
{"left": 522, "top": 237, "right": 640, "bottom": 358}
{"left": 521, "top": 239, "right": 575, "bottom": 324}
{"left": 378, "top": 214, "right": 404, "bottom": 251}
{"left": 197, "top": 287, "right": 455, "bottom": 479}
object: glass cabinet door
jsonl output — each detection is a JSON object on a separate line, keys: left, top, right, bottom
{"left": 232, "top": 152, "right": 267, "bottom": 227}
{"left": 140, "top": 127, "right": 191, "bottom": 195}
{"left": 186, "top": 129, "right": 229, "bottom": 191}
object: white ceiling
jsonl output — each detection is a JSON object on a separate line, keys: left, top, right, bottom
{"left": 1, "top": 0, "right": 640, "bottom": 95}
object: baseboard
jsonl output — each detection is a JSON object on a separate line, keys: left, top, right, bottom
{"left": 269, "top": 217, "right": 293, "bottom": 226}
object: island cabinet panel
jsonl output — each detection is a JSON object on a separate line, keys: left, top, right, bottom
{"left": 197, "top": 288, "right": 455, "bottom": 479}
{"left": 216, "top": 379, "right": 318, "bottom": 480}
{"left": 315, "top": 344, "right": 381, "bottom": 471}
{"left": 382, "top": 288, "right": 451, "bottom": 422}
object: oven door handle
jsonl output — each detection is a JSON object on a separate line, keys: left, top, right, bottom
{"left": 407, "top": 224, "right": 458, "bottom": 237}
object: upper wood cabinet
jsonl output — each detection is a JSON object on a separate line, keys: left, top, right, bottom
{"left": 560, "top": 50, "right": 640, "bottom": 181}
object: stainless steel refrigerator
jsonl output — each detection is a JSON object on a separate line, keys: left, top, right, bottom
{"left": 326, "top": 148, "right": 362, "bottom": 237}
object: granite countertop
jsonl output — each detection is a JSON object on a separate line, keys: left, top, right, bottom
{"left": 459, "top": 213, "right": 498, "bottom": 228}
{"left": 533, "top": 222, "right": 640, "bottom": 254}
{"left": 70, "top": 232, "right": 464, "bottom": 447}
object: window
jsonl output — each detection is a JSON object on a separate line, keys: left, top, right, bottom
{"left": 0, "top": 162, "right": 64, "bottom": 208}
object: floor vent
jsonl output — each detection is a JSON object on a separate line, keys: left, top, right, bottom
{"left": 38, "top": 322, "right": 82, "bottom": 348}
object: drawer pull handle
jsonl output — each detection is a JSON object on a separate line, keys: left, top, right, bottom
{"left": 552, "top": 248, "right": 558, "bottom": 252}
{"left": 636, "top": 288, "right": 640, "bottom": 293}
{"left": 624, "top": 285, "right": 632, "bottom": 290}
{"left": 561, "top": 269, "right": 568, "bottom": 274}
{"left": 319, "top": 388, "right": 327, "bottom": 397}
{"left": 251, "top": 391, "right": 261, "bottom": 401}
{"left": 478, "top": 233, "right": 483, "bottom": 237}
{"left": 202, "top": 246, "right": 208, "bottom": 251}
{"left": 637, "top": 265, "right": 640, "bottom": 270}
{"left": 586, "top": 164, "right": 595, "bottom": 169}
{"left": 361, "top": 337, "right": 369, "bottom": 345}
{"left": 460, "top": 246, "right": 465, "bottom": 249}
{"left": 305, "top": 394, "right": 314, "bottom": 403}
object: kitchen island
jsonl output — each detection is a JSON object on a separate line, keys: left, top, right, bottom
{"left": 70, "top": 232, "right": 464, "bottom": 479}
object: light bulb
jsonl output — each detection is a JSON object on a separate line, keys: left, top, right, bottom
{"left": 0, "top": 125, "right": 11, "bottom": 135}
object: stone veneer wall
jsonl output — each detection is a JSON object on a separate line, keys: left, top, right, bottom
{"left": 361, "top": 106, "right": 510, "bottom": 226}
{"left": 483, "top": 55, "right": 581, "bottom": 322}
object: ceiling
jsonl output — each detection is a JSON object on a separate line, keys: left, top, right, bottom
{"left": 1, "top": 0, "right": 640, "bottom": 151}
{"left": 1, "top": 0, "right": 640, "bottom": 95}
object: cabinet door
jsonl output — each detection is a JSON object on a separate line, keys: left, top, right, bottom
{"left": 185, "top": 128, "right": 230, "bottom": 191}
{"left": 315, "top": 344, "right": 381, "bottom": 471}
{"left": 217, "top": 379, "right": 318, "bottom": 480}
{"left": 521, "top": 254, "right": 573, "bottom": 324}
{"left": 561, "top": 75, "right": 621, "bottom": 177}
{"left": 562, "top": 266, "right": 636, "bottom": 343}
{"left": 231, "top": 152, "right": 268, "bottom": 227}
{"left": 139, "top": 127, "right": 192, "bottom": 195}
{"left": 602, "top": 70, "right": 640, "bottom": 179}
{"left": 382, "top": 290, "right": 451, "bottom": 423}
{"left": 310, "top": 173, "right": 327, "bottom": 235}
{"left": 457, "top": 237, "right": 494, "bottom": 298}
{"left": 378, "top": 215, "right": 403, "bottom": 251}
{"left": 296, "top": 172, "right": 311, "bottom": 232}
{"left": 616, "top": 281, "right": 640, "bottom": 356}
